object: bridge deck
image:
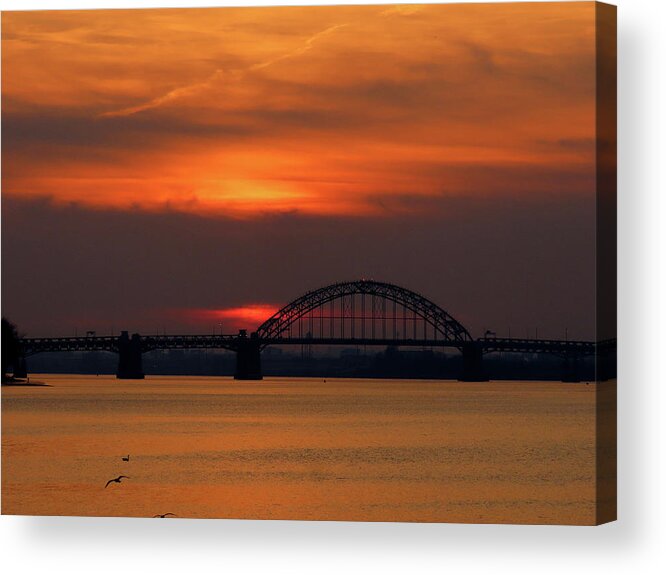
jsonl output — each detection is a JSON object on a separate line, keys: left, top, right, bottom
{"left": 20, "top": 334, "right": 611, "bottom": 357}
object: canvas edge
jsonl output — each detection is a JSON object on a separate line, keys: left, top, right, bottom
{"left": 594, "top": 0, "right": 617, "bottom": 526}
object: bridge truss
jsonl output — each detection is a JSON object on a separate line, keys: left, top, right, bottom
{"left": 14, "top": 279, "right": 614, "bottom": 381}
{"left": 256, "top": 280, "right": 473, "bottom": 348}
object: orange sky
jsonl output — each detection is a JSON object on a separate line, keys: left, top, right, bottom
{"left": 2, "top": 3, "right": 596, "bottom": 219}
{"left": 173, "top": 304, "right": 281, "bottom": 331}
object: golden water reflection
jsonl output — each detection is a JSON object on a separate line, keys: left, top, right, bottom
{"left": 2, "top": 375, "right": 596, "bottom": 524}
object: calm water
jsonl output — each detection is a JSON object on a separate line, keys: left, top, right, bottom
{"left": 2, "top": 375, "right": 597, "bottom": 524}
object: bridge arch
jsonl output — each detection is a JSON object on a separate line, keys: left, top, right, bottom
{"left": 255, "top": 280, "right": 473, "bottom": 347}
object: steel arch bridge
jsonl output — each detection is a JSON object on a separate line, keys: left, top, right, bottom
{"left": 256, "top": 280, "right": 473, "bottom": 348}
{"left": 13, "top": 279, "right": 613, "bottom": 382}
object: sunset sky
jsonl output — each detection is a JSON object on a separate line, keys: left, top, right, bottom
{"left": 2, "top": 3, "right": 598, "bottom": 337}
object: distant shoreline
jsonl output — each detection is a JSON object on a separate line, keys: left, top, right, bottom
{"left": 2, "top": 378, "right": 50, "bottom": 387}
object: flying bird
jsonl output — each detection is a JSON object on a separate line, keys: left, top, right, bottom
{"left": 105, "top": 475, "right": 130, "bottom": 488}
{"left": 122, "top": 455, "right": 130, "bottom": 462}
{"left": 153, "top": 513, "right": 176, "bottom": 518}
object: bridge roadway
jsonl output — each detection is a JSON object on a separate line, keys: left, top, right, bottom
{"left": 17, "top": 331, "right": 610, "bottom": 382}
{"left": 20, "top": 333, "right": 240, "bottom": 355}
{"left": 19, "top": 333, "right": 599, "bottom": 356}
{"left": 11, "top": 279, "right": 615, "bottom": 382}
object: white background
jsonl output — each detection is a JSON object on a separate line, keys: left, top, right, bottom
{"left": 0, "top": 0, "right": 663, "bottom": 573}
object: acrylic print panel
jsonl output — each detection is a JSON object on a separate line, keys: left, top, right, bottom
{"left": 1, "top": 2, "right": 616, "bottom": 525}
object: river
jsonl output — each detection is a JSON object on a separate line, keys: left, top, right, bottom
{"left": 2, "top": 375, "right": 596, "bottom": 524}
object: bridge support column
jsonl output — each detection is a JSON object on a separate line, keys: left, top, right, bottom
{"left": 13, "top": 355, "right": 28, "bottom": 379}
{"left": 561, "top": 356, "right": 582, "bottom": 383}
{"left": 596, "top": 349, "right": 616, "bottom": 382}
{"left": 234, "top": 333, "right": 262, "bottom": 380}
{"left": 116, "top": 331, "right": 144, "bottom": 379}
{"left": 458, "top": 342, "right": 488, "bottom": 382}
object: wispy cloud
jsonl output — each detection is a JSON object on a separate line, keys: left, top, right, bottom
{"left": 3, "top": 3, "right": 596, "bottom": 219}
{"left": 249, "top": 23, "right": 348, "bottom": 72}
{"left": 381, "top": 5, "right": 424, "bottom": 17}
{"left": 101, "top": 69, "right": 227, "bottom": 118}
{"left": 101, "top": 23, "right": 348, "bottom": 118}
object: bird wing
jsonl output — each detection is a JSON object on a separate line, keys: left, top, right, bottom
{"left": 164, "top": 513, "right": 176, "bottom": 517}
{"left": 105, "top": 479, "right": 113, "bottom": 488}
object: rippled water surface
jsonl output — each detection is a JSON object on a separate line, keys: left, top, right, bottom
{"left": 2, "top": 375, "right": 596, "bottom": 524}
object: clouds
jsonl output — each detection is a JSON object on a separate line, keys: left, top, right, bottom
{"left": 101, "top": 69, "right": 229, "bottom": 118}
{"left": 2, "top": 3, "right": 596, "bottom": 218}
{"left": 100, "top": 21, "right": 352, "bottom": 119}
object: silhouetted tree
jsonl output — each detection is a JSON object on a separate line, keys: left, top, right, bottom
{"left": 2, "top": 317, "right": 22, "bottom": 380}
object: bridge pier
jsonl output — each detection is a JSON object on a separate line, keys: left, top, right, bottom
{"left": 458, "top": 342, "right": 488, "bottom": 382}
{"left": 596, "top": 343, "right": 617, "bottom": 382}
{"left": 13, "top": 355, "right": 28, "bottom": 379}
{"left": 561, "top": 356, "right": 582, "bottom": 382}
{"left": 116, "top": 331, "right": 144, "bottom": 379}
{"left": 234, "top": 333, "right": 263, "bottom": 380}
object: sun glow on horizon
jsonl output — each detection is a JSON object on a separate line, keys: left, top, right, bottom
{"left": 174, "top": 305, "right": 281, "bottom": 331}
{"left": 2, "top": 3, "right": 596, "bottom": 218}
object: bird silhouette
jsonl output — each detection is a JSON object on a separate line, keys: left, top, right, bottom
{"left": 153, "top": 513, "right": 176, "bottom": 518}
{"left": 105, "top": 475, "right": 130, "bottom": 488}
{"left": 122, "top": 454, "right": 130, "bottom": 462}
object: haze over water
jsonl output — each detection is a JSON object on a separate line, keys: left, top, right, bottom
{"left": 2, "top": 375, "right": 596, "bottom": 524}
